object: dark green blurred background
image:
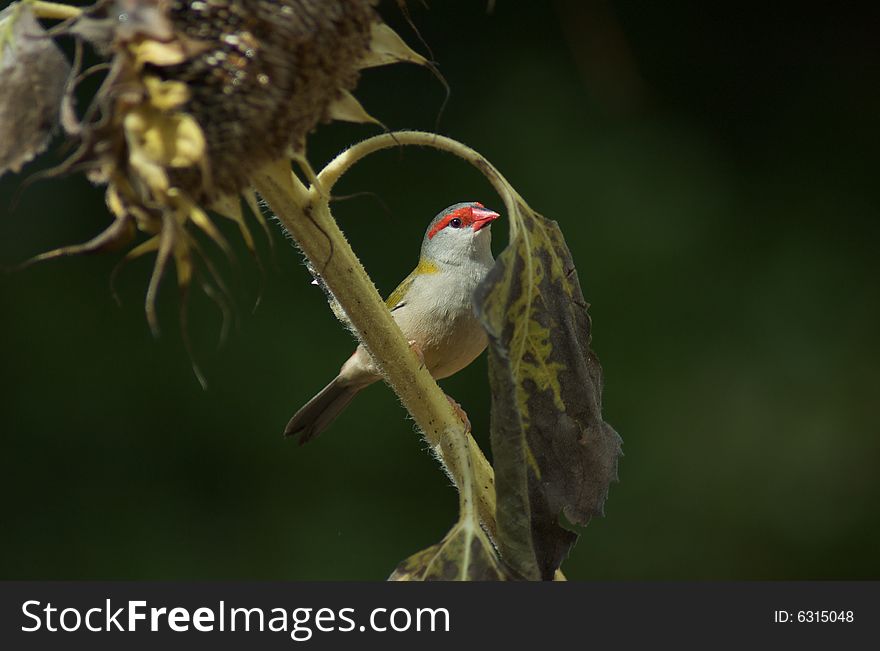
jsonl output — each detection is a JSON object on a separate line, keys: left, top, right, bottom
{"left": 1, "top": 0, "right": 878, "bottom": 579}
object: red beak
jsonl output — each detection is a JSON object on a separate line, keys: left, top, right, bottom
{"left": 472, "top": 207, "right": 500, "bottom": 232}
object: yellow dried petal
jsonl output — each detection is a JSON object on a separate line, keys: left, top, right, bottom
{"left": 168, "top": 115, "right": 205, "bottom": 167}
{"left": 130, "top": 39, "right": 187, "bottom": 68}
{"left": 129, "top": 149, "right": 169, "bottom": 193}
{"left": 188, "top": 203, "right": 233, "bottom": 258}
{"left": 124, "top": 106, "right": 205, "bottom": 172}
{"left": 140, "top": 121, "right": 165, "bottom": 158}
{"left": 124, "top": 234, "right": 162, "bottom": 261}
{"left": 122, "top": 109, "right": 148, "bottom": 137}
{"left": 106, "top": 185, "right": 125, "bottom": 218}
{"left": 144, "top": 76, "right": 190, "bottom": 110}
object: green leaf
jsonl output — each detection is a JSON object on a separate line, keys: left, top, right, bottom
{"left": 474, "top": 200, "right": 622, "bottom": 581}
{"left": 389, "top": 522, "right": 507, "bottom": 581}
{"left": 0, "top": 2, "right": 70, "bottom": 177}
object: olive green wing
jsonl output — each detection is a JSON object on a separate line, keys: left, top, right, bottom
{"left": 385, "top": 268, "right": 418, "bottom": 312}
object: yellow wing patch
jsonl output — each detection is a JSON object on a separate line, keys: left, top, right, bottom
{"left": 415, "top": 258, "right": 439, "bottom": 275}
{"left": 384, "top": 258, "right": 438, "bottom": 310}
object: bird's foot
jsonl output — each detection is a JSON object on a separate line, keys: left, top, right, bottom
{"left": 408, "top": 340, "right": 426, "bottom": 370}
{"left": 445, "top": 394, "right": 472, "bottom": 434}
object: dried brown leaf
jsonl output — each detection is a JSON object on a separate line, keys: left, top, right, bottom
{"left": 474, "top": 203, "right": 622, "bottom": 580}
{"left": 0, "top": 3, "right": 70, "bottom": 176}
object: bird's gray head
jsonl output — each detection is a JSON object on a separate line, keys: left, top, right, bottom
{"left": 420, "top": 202, "right": 500, "bottom": 266}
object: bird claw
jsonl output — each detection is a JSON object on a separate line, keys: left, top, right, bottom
{"left": 408, "top": 340, "right": 426, "bottom": 370}
{"left": 446, "top": 394, "right": 471, "bottom": 433}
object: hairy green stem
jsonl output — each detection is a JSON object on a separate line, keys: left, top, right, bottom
{"left": 251, "top": 160, "right": 483, "bottom": 533}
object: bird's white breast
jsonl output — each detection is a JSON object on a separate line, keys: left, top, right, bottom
{"left": 392, "top": 260, "right": 492, "bottom": 380}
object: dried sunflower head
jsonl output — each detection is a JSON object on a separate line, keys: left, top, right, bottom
{"left": 5, "top": 0, "right": 426, "bottom": 339}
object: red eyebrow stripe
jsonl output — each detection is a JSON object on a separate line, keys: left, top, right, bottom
{"left": 427, "top": 203, "right": 484, "bottom": 239}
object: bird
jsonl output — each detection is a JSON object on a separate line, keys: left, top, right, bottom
{"left": 285, "top": 201, "right": 500, "bottom": 444}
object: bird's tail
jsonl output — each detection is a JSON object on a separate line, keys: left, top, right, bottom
{"left": 284, "top": 377, "right": 363, "bottom": 444}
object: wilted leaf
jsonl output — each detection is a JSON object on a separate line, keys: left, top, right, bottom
{"left": 389, "top": 522, "right": 507, "bottom": 581}
{"left": 0, "top": 3, "right": 70, "bottom": 177}
{"left": 474, "top": 201, "right": 623, "bottom": 581}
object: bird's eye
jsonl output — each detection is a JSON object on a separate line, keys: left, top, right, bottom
{"left": 449, "top": 217, "right": 462, "bottom": 228}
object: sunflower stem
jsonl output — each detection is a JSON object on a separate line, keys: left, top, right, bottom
{"left": 251, "top": 160, "right": 485, "bottom": 536}
{"left": 316, "top": 130, "right": 526, "bottom": 541}
{"left": 318, "top": 132, "right": 569, "bottom": 580}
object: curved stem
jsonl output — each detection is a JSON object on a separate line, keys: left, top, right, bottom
{"left": 319, "top": 131, "right": 525, "bottom": 241}
{"left": 316, "top": 130, "right": 528, "bottom": 540}
{"left": 319, "top": 132, "right": 568, "bottom": 579}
